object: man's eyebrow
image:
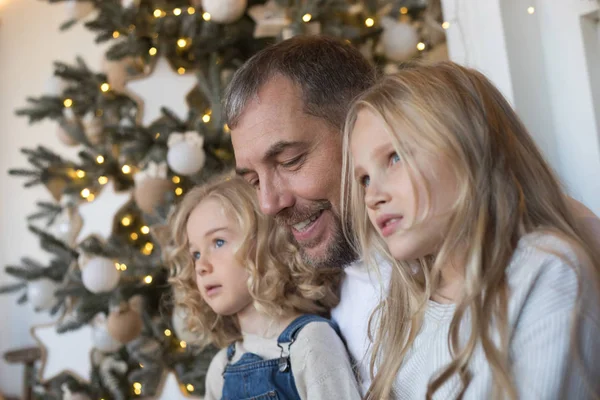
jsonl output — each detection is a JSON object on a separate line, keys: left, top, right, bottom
{"left": 235, "top": 141, "right": 306, "bottom": 176}
{"left": 263, "top": 140, "right": 305, "bottom": 161}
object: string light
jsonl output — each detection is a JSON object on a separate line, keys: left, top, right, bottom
{"left": 417, "top": 42, "right": 426, "bottom": 51}
{"left": 139, "top": 363, "right": 144, "bottom": 368}
{"left": 121, "top": 216, "right": 132, "bottom": 226}
{"left": 400, "top": 7, "right": 409, "bottom": 14}
{"left": 96, "top": 155, "right": 104, "bottom": 164}
{"left": 130, "top": 233, "right": 139, "bottom": 240}
{"left": 527, "top": 6, "right": 535, "bottom": 14}
{"left": 75, "top": 169, "right": 86, "bottom": 178}
{"left": 188, "top": 7, "right": 195, "bottom": 15}
{"left": 86, "top": 194, "right": 95, "bottom": 202}
{"left": 164, "top": 329, "right": 172, "bottom": 337}
{"left": 119, "top": 263, "right": 127, "bottom": 271}
{"left": 133, "top": 382, "right": 142, "bottom": 395}
{"left": 144, "top": 242, "right": 154, "bottom": 252}
{"left": 202, "top": 12, "right": 211, "bottom": 21}
{"left": 149, "top": 47, "right": 157, "bottom": 56}
{"left": 202, "top": 113, "right": 211, "bottom": 123}
{"left": 173, "top": 7, "right": 182, "bottom": 16}
{"left": 186, "top": 384, "right": 195, "bottom": 392}
{"left": 175, "top": 187, "right": 184, "bottom": 196}
{"left": 177, "top": 38, "right": 188, "bottom": 48}
{"left": 365, "top": 18, "right": 375, "bottom": 27}
{"left": 442, "top": 21, "right": 450, "bottom": 29}
{"left": 80, "top": 188, "right": 91, "bottom": 199}
{"left": 122, "top": 165, "right": 132, "bottom": 174}
{"left": 114, "top": 262, "right": 120, "bottom": 270}
{"left": 302, "top": 13, "right": 312, "bottom": 22}
{"left": 223, "top": 124, "right": 231, "bottom": 133}
{"left": 98, "top": 176, "right": 108, "bottom": 185}
{"left": 100, "top": 83, "right": 110, "bottom": 92}
{"left": 177, "top": 67, "right": 186, "bottom": 75}
{"left": 63, "top": 98, "right": 73, "bottom": 108}
{"left": 140, "top": 226, "right": 150, "bottom": 234}
{"left": 155, "top": 132, "right": 161, "bottom": 139}
{"left": 180, "top": 341, "right": 187, "bottom": 348}
{"left": 112, "top": 31, "right": 120, "bottom": 39}
{"left": 153, "top": 9, "right": 163, "bottom": 18}
{"left": 172, "top": 176, "right": 181, "bottom": 184}
{"left": 144, "top": 275, "right": 153, "bottom": 284}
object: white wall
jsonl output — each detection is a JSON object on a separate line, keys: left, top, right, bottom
{"left": 442, "top": 0, "right": 600, "bottom": 214}
{"left": 0, "top": 0, "right": 107, "bottom": 395}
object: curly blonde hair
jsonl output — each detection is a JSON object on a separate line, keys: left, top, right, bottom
{"left": 167, "top": 173, "right": 342, "bottom": 349}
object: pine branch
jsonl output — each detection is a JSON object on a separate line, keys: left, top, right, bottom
{"left": 0, "top": 282, "right": 27, "bottom": 294}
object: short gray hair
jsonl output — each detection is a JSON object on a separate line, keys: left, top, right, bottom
{"left": 223, "top": 35, "right": 377, "bottom": 131}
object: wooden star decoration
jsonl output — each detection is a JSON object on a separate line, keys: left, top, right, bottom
{"left": 126, "top": 57, "right": 198, "bottom": 126}
{"left": 31, "top": 323, "right": 94, "bottom": 383}
{"left": 76, "top": 180, "right": 132, "bottom": 243}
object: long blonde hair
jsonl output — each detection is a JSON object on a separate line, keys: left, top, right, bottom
{"left": 341, "top": 61, "right": 600, "bottom": 399}
{"left": 168, "top": 173, "right": 342, "bottom": 349}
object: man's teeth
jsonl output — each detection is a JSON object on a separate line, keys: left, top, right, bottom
{"left": 293, "top": 213, "right": 320, "bottom": 231}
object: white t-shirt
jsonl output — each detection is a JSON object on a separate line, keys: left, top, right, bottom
{"left": 330, "top": 258, "right": 391, "bottom": 394}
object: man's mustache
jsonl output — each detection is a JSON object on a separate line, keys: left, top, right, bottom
{"left": 274, "top": 200, "right": 332, "bottom": 226}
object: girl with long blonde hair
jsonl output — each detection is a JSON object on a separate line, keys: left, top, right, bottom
{"left": 168, "top": 173, "right": 360, "bottom": 400}
{"left": 342, "top": 61, "right": 600, "bottom": 399}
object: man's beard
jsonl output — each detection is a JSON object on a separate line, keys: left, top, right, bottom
{"left": 274, "top": 201, "right": 357, "bottom": 269}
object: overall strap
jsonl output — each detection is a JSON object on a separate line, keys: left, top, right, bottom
{"left": 276, "top": 314, "right": 340, "bottom": 373}
{"left": 226, "top": 342, "right": 236, "bottom": 362}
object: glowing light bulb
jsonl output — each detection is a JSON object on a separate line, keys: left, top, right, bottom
{"left": 302, "top": 14, "right": 312, "bottom": 22}
{"left": 100, "top": 83, "right": 110, "bottom": 92}
{"left": 96, "top": 155, "right": 104, "bottom": 164}
{"left": 149, "top": 47, "right": 157, "bottom": 56}
{"left": 173, "top": 8, "right": 182, "bottom": 16}
{"left": 365, "top": 18, "right": 375, "bottom": 27}
{"left": 140, "top": 226, "right": 150, "bottom": 234}
{"left": 122, "top": 165, "right": 131, "bottom": 174}
{"left": 63, "top": 99, "right": 73, "bottom": 108}
{"left": 203, "top": 12, "right": 211, "bottom": 21}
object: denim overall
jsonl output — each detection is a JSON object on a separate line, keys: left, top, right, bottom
{"left": 221, "top": 314, "right": 340, "bottom": 400}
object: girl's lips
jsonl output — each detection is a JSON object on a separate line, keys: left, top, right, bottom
{"left": 204, "top": 285, "right": 222, "bottom": 297}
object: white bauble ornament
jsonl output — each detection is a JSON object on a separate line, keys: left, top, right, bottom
{"left": 82, "top": 257, "right": 120, "bottom": 294}
{"left": 66, "top": 0, "right": 95, "bottom": 20}
{"left": 381, "top": 17, "right": 419, "bottom": 62}
{"left": 172, "top": 307, "right": 197, "bottom": 343}
{"left": 92, "top": 324, "right": 123, "bottom": 353}
{"left": 167, "top": 142, "right": 206, "bottom": 176}
{"left": 167, "top": 133, "right": 206, "bottom": 176}
{"left": 201, "top": 0, "right": 247, "bottom": 24}
{"left": 28, "top": 279, "right": 59, "bottom": 310}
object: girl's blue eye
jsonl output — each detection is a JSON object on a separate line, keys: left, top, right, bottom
{"left": 215, "top": 239, "right": 225, "bottom": 248}
{"left": 391, "top": 152, "right": 400, "bottom": 165}
{"left": 192, "top": 251, "right": 201, "bottom": 260}
{"left": 360, "top": 175, "right": 370, "bottom": 188}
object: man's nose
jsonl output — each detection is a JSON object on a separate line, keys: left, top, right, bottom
{"left": 258, "top": 179, "right": 294, "bottom": 216}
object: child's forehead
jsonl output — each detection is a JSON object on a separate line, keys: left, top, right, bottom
{"left": 187, "top": 199, "right": 233, "bottom": 233}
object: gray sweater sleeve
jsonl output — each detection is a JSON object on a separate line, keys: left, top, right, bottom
{"left": 290, "top": 321, "right": 362, "bottom": 400}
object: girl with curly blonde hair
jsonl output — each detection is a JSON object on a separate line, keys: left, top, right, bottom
{"left": 168, "top": 173, "right": 360, "bottom": 400}
{"left": 342, "top": 61, "right": 600, "bottom": 399}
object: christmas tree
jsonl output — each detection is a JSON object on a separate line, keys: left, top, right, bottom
{"left": 1, "top": 0, "right": 446, "bottom": 398}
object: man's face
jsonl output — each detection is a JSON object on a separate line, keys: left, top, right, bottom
{"left": 231, "top": 75, "right": 356, "bottom": 268}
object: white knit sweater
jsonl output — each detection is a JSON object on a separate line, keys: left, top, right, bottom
{"left": 391, "top": 232, "right": 600, "bottom": 399}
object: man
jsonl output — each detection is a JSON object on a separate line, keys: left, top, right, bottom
{"left": 223, "top": 35, "right": 600, "bottom": 394}
{"left": 223, "top": 35, "right": 380, "bottom": 392}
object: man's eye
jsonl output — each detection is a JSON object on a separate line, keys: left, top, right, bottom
{"left": 281, "top": 154, "right": 304, "bottom": 168}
